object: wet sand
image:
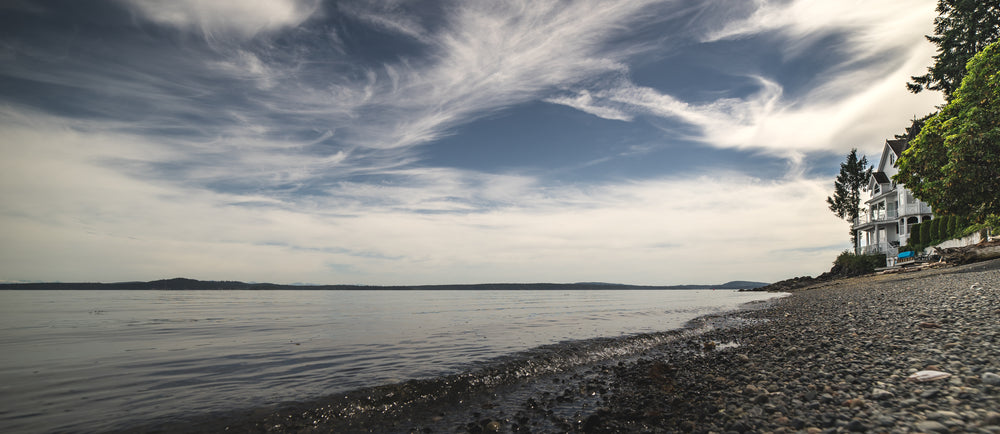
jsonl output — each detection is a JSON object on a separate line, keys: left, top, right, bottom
{"left": 128, "top": 259, "right": 1000, "bottom": 433}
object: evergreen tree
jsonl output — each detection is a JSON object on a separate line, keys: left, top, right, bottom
{"left": 827, "top": 149, "right": 872, "bottom": 246}
{"left": 908, "top": 0, "right": 1000, "bottom": 99}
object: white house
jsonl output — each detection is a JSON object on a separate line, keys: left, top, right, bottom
{"left": 853, "top": 139, "right": 934, "bottom": 256}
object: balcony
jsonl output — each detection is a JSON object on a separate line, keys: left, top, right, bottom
{"left": 898, "top": 203, "right": 933, "bottom": 217}
{"left": 854, "top": 210, "right": 897, "bottom": 228}
{"left": 853, "top": 203, "right": 933, "bottom": 228}
{"left": 857, "top": 242, "right": 898, "bottom": 257}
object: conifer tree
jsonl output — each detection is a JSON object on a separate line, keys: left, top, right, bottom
{"left": 908, "top": 0, "right": 1000, "bottom": 100}
{"left": 827, "top": 149, "right": 872, "bottom": 247}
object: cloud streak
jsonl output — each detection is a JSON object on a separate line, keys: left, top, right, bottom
{"left": 0, "top": 0, "right": 946, "bottom": 285}
{"left": 547, "top": 0, "right": 943, "bottom": 159}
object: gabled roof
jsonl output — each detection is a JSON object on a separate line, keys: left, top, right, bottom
{"left": 876, "top": 139, "right": 909, "bottom": 173}
{"left": 872, "top": 172, "right": 890, "bottom": 184}
{"left": 886, "top": 139, "right": 908, "bottom": 157}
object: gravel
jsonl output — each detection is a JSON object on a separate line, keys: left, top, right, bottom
{"left": 570, "top": 258, "right": 1000, "bottom": 433}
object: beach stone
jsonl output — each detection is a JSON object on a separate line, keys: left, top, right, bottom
{"left": 726, "top": 421, "right": 751, "bottom": 433}
{"left": 875, "top": 415, "right": 897, "bottom": 427}
{"left": 915, "top": 420, "right": 950, "bottom": 433}
{"left": 984, "top": 412, "right": 1000, "bottom": 427}
{"left": 920, "top": 388, "right": 941, "bottom": 398}
{"left": 871, "top": 388, "right": 894, "bottom": 400}
{"left": 846, "top": 419, "right": 867, "bottom": 432}
{"left": 982, "top": 372, "right": 1000, "bottom": 386}
{"left": 926, "top": 410, "right": 961, "bottom": 420}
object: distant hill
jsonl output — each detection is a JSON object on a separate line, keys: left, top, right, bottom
{"left": 0, "top": 278, "right": 770, "bottom": 291}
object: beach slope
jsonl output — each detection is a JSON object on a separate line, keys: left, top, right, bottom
{"left": 137, "top": 259, "right": 1000, "bottom": 433}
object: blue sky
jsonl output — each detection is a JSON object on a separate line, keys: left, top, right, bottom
{"left": 0, "top": 0, "right": 943, "bottom": 285}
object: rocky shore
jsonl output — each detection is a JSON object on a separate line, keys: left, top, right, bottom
{"left": 138, "top": 259, "right": 1000, "bottom": 433}
{"left": 578, "top": 258, "right": 1000, "bottom": 433}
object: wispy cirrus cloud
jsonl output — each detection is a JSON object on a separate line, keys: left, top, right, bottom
{"left": 546, "top": 0, "right": 943, "bottom": 159}
{"left": 118, "top": 0, "right": 321, "bottom": 39}
{"left": 0, "top": 0, "right": 944, "bottom": 285}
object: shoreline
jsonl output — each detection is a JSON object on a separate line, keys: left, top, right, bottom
{"left": 129, "top": 260, "right": 1000, "bottom": 433}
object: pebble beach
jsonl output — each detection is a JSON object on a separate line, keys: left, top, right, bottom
{"left": 583, "top": 259, "right": 1000, "bottom": 433}
{"left": 137, "top": 259, "right": 1000, "bottom": 433}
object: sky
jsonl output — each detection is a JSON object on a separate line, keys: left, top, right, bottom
{"left": 0, "top": 0, "right": 945, "bottom": 285}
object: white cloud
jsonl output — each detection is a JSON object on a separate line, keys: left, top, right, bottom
{"left": 0, "top": 111, "right": 847, "bottom": 285}
{"left": 544, "top": 90, "right": 634, "bottom": 122}
{"left": 705, "top": 0, "right": 931, "bottom": 54}
{"left": 120, "top": 0, "right": 320, "bottom": 39}
{"left": 338, "top": 0, "right": 430, "bottom": 43}
{"left": 547, "top": 0, "right": 944, "bottom": 157}
{"left": 337, "top": 0, "right": 663, "bottom": 150}
{"left": 210, "top": 50, "right": 282, "bottom": 90}
{"left": 0, "top": 0, "right": 943, "bottom": 285}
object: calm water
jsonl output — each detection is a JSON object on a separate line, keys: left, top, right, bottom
{"left": 0, "top": 289, "right": 780, "bottom": 432}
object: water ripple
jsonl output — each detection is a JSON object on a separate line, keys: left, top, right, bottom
{"left": 0, "top": 289, "right": 781, "bottom": 432}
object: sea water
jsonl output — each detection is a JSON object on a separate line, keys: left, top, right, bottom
{"left": 0, "top": 289, "right": 780, "bottom": 432}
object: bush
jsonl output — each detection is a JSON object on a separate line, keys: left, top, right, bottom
{"left": 930, "top": 218, "right": 942, "bottom": 243}
{"left": 940, "top": 215, "right": 954, "bottom": 240}
{"left": 948, "top": 216, "right": 959, "bottom": 238}
{"left": 956, "top": 215, "right": 970, "bottom": 234}
{"left": 909, "top": 222, "right": 923, "bottom": 248}
{"left": 920, "top": 221, "right": 932, "bottom": 246}
{"left": 834, "top": 251, "right": 886, "bottom": 276}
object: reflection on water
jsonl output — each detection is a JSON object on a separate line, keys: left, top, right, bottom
{"left": 0, "top": 289, "right": 779, "bottom": 432}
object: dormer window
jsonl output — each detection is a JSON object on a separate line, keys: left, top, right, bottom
{"left": 873, "top": 184, "right": 880, "bottom": 194}
{"left": 890, "top": 154, "right": 895, "bottom": 165}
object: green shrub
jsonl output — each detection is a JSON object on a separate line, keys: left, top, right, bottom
{"left": 930, "top": 218, "right": 942, "bottom": 243}
{"left": 948, "top": 216, "right": 959, "bottom": 238}
{"left": 834, "top": 251, "right": 886, "bottom": 276}
{"left": 910, "top": 222, "right": 923, "bottom": 247}
{"left": 920, "top": 221, "right": 932, "bottom": 245}
{"left": 956, "top": 216, "right": 970, "bottom": 235}
{"left": 955, "top": 214, "right": 997, "bottom": 239}
{"left": 940, "top": 215, "right": 953, "bottom": 240}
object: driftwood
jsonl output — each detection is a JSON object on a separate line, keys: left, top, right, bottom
{"left": 934, "top": 240, "right": 1000, "bottom": 265}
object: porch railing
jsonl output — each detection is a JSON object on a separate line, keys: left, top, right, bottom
{"left": 898, "top": 203, "right": 933, "bottom": 217}
{"left": 853, "top": 203, "right": 933, "bottom": 227}
{"left": 854, "top": 210, "right": 898, "bottom": 227}
{"left": 857, "top": 242, "right": 898, "bottom": 257}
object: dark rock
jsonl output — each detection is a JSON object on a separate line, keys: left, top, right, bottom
{"left": 846, "top": 419, "right": 867, "bottom": 432}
